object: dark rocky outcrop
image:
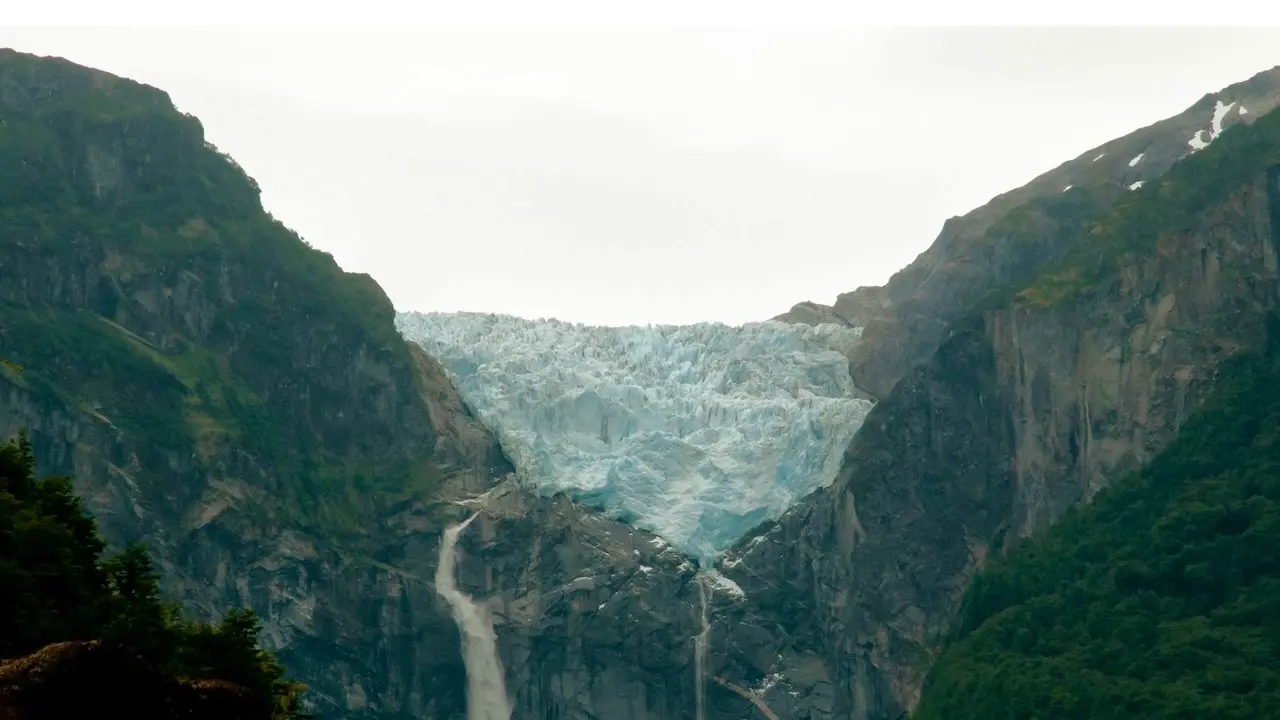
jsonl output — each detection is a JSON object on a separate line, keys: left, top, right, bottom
{"left": 0, "top": 641, "right": 255, "bottom": 720}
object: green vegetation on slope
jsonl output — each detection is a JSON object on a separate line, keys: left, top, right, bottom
{"left": 0, "top": 433, "right": 308, "bottom": 717}
{"left": 914, "top": 351, "right": 1280, "bottom": 719}
{"left": 0, "top": 49, "right": 434, "bottom": 532}
{"left": 963, "top": 183, "right": 1117, "bottom": 315}
{"left": 1014, "top": 103, "right": 1280, "bottom": 307}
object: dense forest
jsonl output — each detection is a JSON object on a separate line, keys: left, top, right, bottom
{"left": 914, "top": 351, "right": 1280, "bottom": 719}
{"left": 0, "top": 432, "right": 308, "bottom": 718}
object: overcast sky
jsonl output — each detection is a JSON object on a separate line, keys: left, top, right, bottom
{"left": 3, "top": 26, "right": 1280, "bottom": 325}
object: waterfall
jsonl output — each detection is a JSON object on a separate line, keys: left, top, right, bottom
{"left": 694, "top": 572, "right": 711, "bottom": 720}
{"left": 435, "top": 512, "right": 512, "bottom": 720}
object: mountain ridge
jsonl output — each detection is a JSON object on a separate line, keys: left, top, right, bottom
{"left": 776, "top": 65, "right": 1280, "bottom": 400}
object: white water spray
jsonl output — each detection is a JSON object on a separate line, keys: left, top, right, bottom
{"left": 694, "top": 572, "right": 711, "bottom": 720}
{"left": 435, "top": 512, "right": 512, "bottom": 720}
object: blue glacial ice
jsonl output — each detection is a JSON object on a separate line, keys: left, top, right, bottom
{"left": 396, "top": 312, "right": 875, "bottom": 563}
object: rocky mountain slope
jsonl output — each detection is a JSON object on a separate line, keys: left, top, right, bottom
{"left": 778, "top": 67, "right": 1280, "bottom": 401}
{"left": 727, "top": 67, "right": 1280, "bottom": 716}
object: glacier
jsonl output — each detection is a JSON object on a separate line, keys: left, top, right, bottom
{"left": 396, "top": 311, "right": 875, "bottom": 563}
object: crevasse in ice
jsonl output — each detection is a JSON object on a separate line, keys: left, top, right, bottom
{"left": 396, "top": 311, "right": 875, "bottom": 563}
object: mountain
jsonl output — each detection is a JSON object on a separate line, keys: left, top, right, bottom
{"left": 0, "top": 46, "right": 496, "bottom": 716}
{"left": 6, "top": 44, "right": 1280, "bottom": 720}
{"left": 722, "top": 66, "right": 1280, "bottom": 716}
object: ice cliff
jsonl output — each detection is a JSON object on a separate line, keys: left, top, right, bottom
{"left": 396, "top": 312, "right": 873, "bottom": 562}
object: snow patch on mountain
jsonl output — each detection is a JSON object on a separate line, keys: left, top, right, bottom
{"left": 1189, "top": 98, "right": 1239, "bottom": 152}
{"left": 397, "top": 312, "right": 874, "bottom": 562}
{"left": 1212, "top": 99, "right": 1237, "bottom": 136}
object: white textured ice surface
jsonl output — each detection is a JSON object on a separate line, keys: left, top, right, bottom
{"left": 397, "top": 312, "right": 874, "bottom": 562}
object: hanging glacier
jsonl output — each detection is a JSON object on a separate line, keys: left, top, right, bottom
{"left": 396, "top": 311, "right": 875, "bottom": 563}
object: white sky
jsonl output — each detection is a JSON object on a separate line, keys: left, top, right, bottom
{"left": 3, "top": 18, "right": 1280, "bottom": 325}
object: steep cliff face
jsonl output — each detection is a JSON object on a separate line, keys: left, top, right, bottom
{"left": 778, "top": 67, "right": 1280, "bottom": 401}
{"left": 724, "top": 92, "right": 1280, "bottom": 717}
{"left": 914, "top": 349, "right": 1280, "bottom": 718}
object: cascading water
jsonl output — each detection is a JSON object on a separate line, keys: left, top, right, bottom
{"left": 434, "top": 512, "right": 512, "bottom": 720}
{"left": 694, "top": 572, "right": 711, "bottom": 720}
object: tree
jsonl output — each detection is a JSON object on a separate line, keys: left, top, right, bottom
{"left": 101, "top": 542, "right": 178, "bottom": 663}
{"left": 0, "top": 433, "right": 310, "bottom": 718}
{"left": 177, "top": 609, "right": 312, "bottom": 719}
{"left": 0, "top": 431, "right": 108, "bottom": 656}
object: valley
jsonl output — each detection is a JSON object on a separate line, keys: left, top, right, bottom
{"left": 2, "top": 45, "right": 1280, "bottom": 719}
